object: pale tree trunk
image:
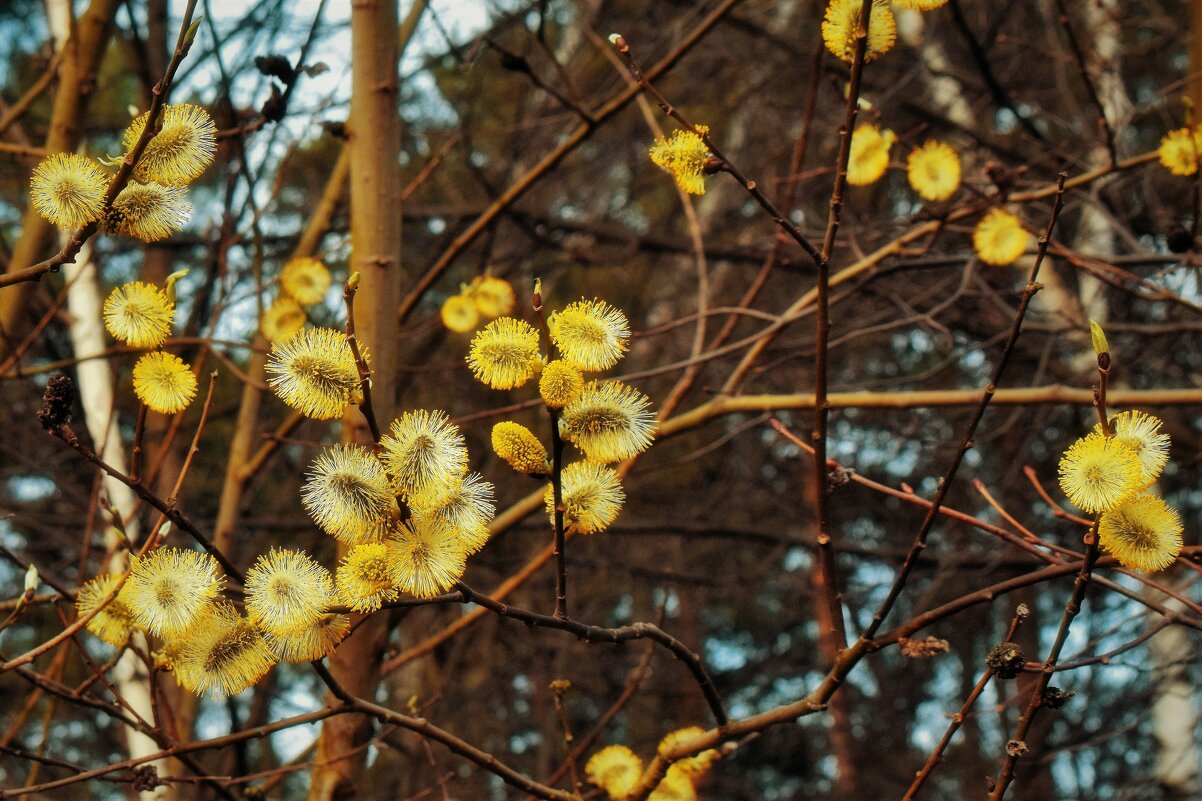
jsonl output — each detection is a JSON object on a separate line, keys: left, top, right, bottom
{"left": 1149, "top": 605, "right": 1201, "bottom": 798}
{"left": 1067, "top": 0, "right": 1128, "bottom": 371}
{"left": 895, "top": 9, "right": 975, "bottom": 129}
{"left": 0, "top": 0, "right": 119, "bottom": 351}
{"left": 1165, "top": 10, "right": 1202, "bottom": 791}
{"left": 306, "top": 0, "right": 403, "bottom": 797}
{"left": 63, "top": 241, "right": 166, "bottom": 800}
{"left": 1020, "top": 0, "right": 1123, "bottom": 364}
{"left": 45, "top": 0, "right": 164, "bottom": 793}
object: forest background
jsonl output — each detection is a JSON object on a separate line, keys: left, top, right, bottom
{"left": 2, "top": 1, "right": 1202, "bottom": 800}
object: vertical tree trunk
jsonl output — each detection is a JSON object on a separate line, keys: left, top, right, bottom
{"left": 1067, "top": 0, "right": 1128, "bottom": 371}
{"left": 63, "top": 242, "right": 166, "bottom": 800}
{"left": 43, "top": 1, "right": 163, "bottom": 793}
{"left": 306, "top": 1, "right": 403, "bottom": 798}
{"left": 1150, "top": 606, "right": 1201, "bottom": 798}
{"left": 1191, "top": 1, "right": 1202, "bottom": 113}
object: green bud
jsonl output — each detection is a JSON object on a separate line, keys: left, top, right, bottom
{"left": 1089, "top": 319, "right": 1109, "bottom": 357}
{"left": 182, "top": 17, "right": 203, "bottom": 50}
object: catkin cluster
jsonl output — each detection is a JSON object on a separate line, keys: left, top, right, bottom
{"left": 260, "top": 257, "right": 333, "bottom": 342}
{"left": 40, "top": 106, "right": 219, "bottom": 416}
{"left": 30, "top": 103, "right": 215, "bottom": 241}
{"left": 585, "top": 726, "right": 721, "bottom": 801}
{"left": 440, "top": 273, "right": 517, "bottom": 333}
{"left": 649, "top": 2, "right": 1037, "bottom": 268}
{"left": 471, "top": 296, "right": 654, "bottom": 535}
{"left": 1058, "top": 409, "right": 1183, "bottom": 572}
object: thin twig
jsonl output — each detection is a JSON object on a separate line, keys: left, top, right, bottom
{"left": 309, "top": 662, "right": 578, "bottom": 801}
{"left": 608, "top": 36, "right": 821, "bottom": 263}
{"left": 1052, "top": 0, "right": 1117, "bottom": 165}
{"left": 49, "top": 423, "right": 244, "bottom": 582}
{"left": 454, "top": 582, "right": 727, "bottom": 727}
{"left": 531, "top": 283, "right": 569, "bottom": 619}
{"left": 988, "top": 330, "right": 1115, "bottom": 799}
{"left": 902, "top": 606, "right": 1028, "bottom": 800}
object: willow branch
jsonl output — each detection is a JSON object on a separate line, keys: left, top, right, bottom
{"left": 454, "top": 582, "right": 728, "bottom": 727}
{"left": 0, "top": 0, "right": 202, "bottom": 289}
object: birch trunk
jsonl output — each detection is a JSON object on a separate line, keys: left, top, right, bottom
{"left": 40, "top": 0, "right": 165, "bottom": 792}
{"left": 63, "top": 242, "right": 166, "bottom": 800}
{"left": 1149, "top": 605, "right": 1201, "bottom": 797}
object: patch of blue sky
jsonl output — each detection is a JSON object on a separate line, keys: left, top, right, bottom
{"left": 725, "top": 670, "right": 820, "bottom": 720}
{"left": 0, "top": 518, "right": 23, "bottom": 553}
{"left": 782, "top": 545, "right": 809, "bottom": 573}
{"left": 266, "top": 669, "right": 326, "bottom": 761}
{"left": 6, "top": 474, "right": 56, "bottom": 502}
{"left": 705, "top": 634, "right": 753, "bottom": 673}
{"left": 889, "top": 328, "right": 935, "bottom": 372}
{"left": 907, "top": 654, "right": 964, "bottom": 752}
{"left": 194, "top": 696, "right": 233, "bottom": 740}
{"left": 653, "top": 585, "right": 680, "bottom": 617}
{"left": 509, "top": 727, "right": 541, "bottom": 754}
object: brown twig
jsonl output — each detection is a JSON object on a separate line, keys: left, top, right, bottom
{"left": 987, "top": 524, "right": 1101, "bottom": 799}
{"left": 1023, "top": 464, "right": 1094, "bottom": 526}
{"left": 531, "top": 283, "right": 569, "bottom": 619}
{"left": 532, "top": 642, "right": 655, "bottom": 797}
{"left": 343, "top": 275, "right": 382, "bottom": 444}
{"left": 988, "top": 331, "right": 1115, "bottom": 799}
{"left": 804, "top": 0, "right": 878, "bottom": 655}
{"left": 48, "top": 423, "right": 244, "bottom": 582}
{"left": 395, "top": 0, "right": 743, "bottom": 324}
{"left": 309, "top": 662, "right": 578, "bottom": 801}
{"left": 1052, "top": 0, "right": 1117, "bottom": 166}
{"left": 0, "top": 707, "right": 343, "bottom": 798}
{"left": 454, "top": 582, "right": 727, "bottom": 727}
{"left": 549, "top": 680, "right": 580, "bottom": 794}
{"left": 902, "top": 606, "right": 1029, "bottom": 800}
{"left": 608, "top": 36, "right": 821, "bottom": 263}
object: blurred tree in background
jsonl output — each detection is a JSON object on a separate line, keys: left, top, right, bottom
{"left": 2, "top": 1, "right": 1202, "bottom": 799}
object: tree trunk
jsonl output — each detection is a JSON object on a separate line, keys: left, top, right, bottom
{"left": 306, "top": 0, "right": 403, "bottom": 797}
{"left": 44, "top": 0, "right": 162, "bottom": 792}
{"left": 1150, "top": 606, "right": 1201, "bottom": 798}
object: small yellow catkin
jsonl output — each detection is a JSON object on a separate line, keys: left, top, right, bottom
{"left": 471, "top": 276, "right": 516, "bottom": 319}
{"left": 491, "top": 421, "right": 549, "bottom": 474}
{"left": 585, "top": 745, "right": 643, "bottom": 799}
{"left": 539, "top": 359, "right": 584, "bottom": 408}
{"left": 441, "top": 294, "right": 479, "bottom": 333}
{"left": 649, "top": 127, "right": 711, "bottom": 196}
